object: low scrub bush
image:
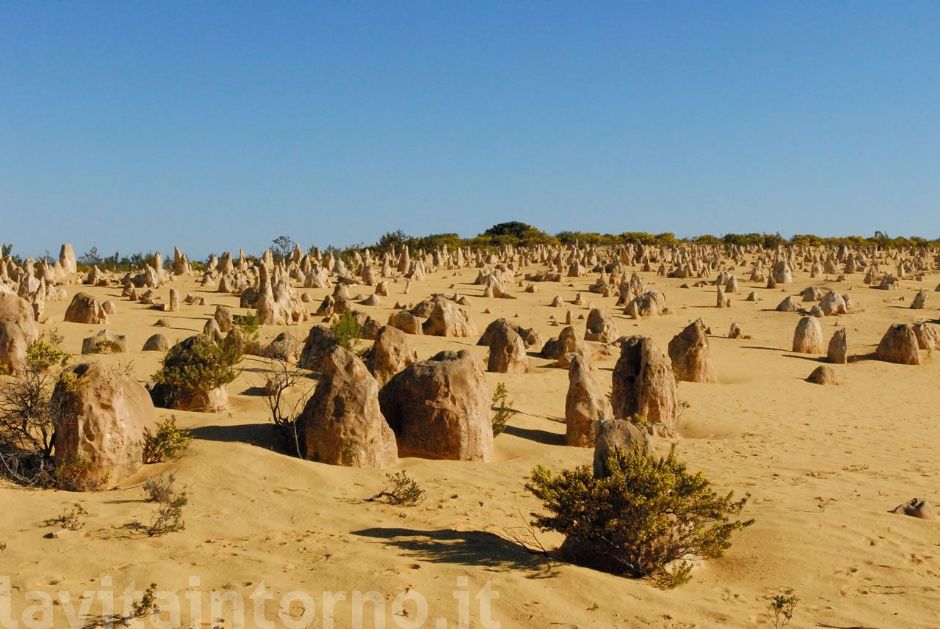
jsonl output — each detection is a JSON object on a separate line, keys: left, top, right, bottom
{"left": 54, "top": 453, "right": 109, "bottom": 492}
{"left": 151, "top": 335, "right": 239, "bottom": 408}
{"left": 526, "top": 444, "right": 752, "bottom": 587}
{"left": 330, "top": 312, "right": 361, "bottom": 349}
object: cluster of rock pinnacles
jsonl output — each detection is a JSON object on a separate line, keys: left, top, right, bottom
{"left": 0, "top": 239, "right": 937, "bottom": 518}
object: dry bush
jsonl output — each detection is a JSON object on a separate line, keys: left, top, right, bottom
{"left": 132, "top": 583, "right": 159, "bottom": 618}
{"left": 0, "top": 333, "right": 68, "bottom": 487}
{"left": 143, "top": 473, "right": 178, "bottom": 503}
{"left": 368, "top": 471, "right": 425, "bottom": 506}
{"left": 44, "top": 503, "right": 88, "bottom": 531}
{"left": 230, "top": 313, "right": 262, "bottom": 355}
{"left": 262, "top": 357, "right": 311, "bottom": 458}
{"left": 148, "top": 489, "right": 188, "bottom": 536}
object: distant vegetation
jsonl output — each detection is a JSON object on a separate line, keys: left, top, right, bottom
{"left": 77, "top": 247, "right": 168, "bottom": 272}
{"left": 6, "top": 224, "right": 939, "bottom": 271}
{"left": 367, "top": 224, "right": 940, "bottom": 254}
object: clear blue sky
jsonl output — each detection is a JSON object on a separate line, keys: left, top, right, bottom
{"left": 2, "top": 1, "right": 939, "bottom": 257}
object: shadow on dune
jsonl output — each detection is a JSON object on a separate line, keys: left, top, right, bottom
{"left": 190, "top": 423, "right": 281, "bottom": 449}
{"left": 515, "top": 411, "right": 566, "bottom": 424}
{"left": 780, "top": 353, "right": 827, "bottom": 363}
{"left": 502, "top": 425, "right": 565, "bottom": 446}
{"left": 352, "top": 527, "right": 552, "bottom": 575}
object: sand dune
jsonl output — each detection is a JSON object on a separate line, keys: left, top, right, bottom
{"left": 2, "top": 254, "right": 939, "bottom": 628}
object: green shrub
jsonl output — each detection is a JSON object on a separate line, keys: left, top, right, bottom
{"left": 330, "top": 312, "right": 361, "bottom": 349}
{"left": 526, "top": 444, "right": 752, "bottom": 587}
{"left": 25, "top": 330, "right": 68, "bottom": 371}
{"left": 233, "top": 313, "right": 260, "bottom": 336}
{"left": 143, "top": 417, "right": 192, "bottom": 464}
{"left": 151, "top": 335, "right": 239, "bottom": 407}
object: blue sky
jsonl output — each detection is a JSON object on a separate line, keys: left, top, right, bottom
{"left": 2, "top": 1, "right": 939, "bottom": 257}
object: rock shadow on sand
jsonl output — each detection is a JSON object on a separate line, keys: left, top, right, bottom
{"left": 501, "top": 425, "right": 565, "bottom": 446}
{"left": 352, "top": 527, "right": 553, "bottom": 576}
{"left": 190, "top": 423, "right": 282, "bottom": 449}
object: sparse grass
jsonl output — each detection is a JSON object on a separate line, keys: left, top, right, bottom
{"left": 491, "top": 382, "right": 517, "bottom": 436}
{"left": 44, "top": 503, "right": 88, "bottom": 530}
{"left": 526, "top": 444, "right": 753, "bottom": 587}
{"left": 368, "top": 471, "right": 425, "bottom": 506}
{"left": 678, "top": 399, "right": 691, "bottom": 420}
{"left": 114, "top": 360, "right": 136, "bottom": 377}
{"left": 142, "top": 416, "right": 192, "bottom": 464}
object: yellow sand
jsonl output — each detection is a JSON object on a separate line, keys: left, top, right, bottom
{"left": 2, "top": 265, "right": 938, "bottom": 628}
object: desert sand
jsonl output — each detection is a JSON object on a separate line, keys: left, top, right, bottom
{"left": 2, "top": 248, "right": 939, "bottom": 628}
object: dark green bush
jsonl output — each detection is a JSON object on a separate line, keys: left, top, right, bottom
{"left": 330, "top": 312, "right": 361, "bottom": 349}
{"left": 526, "top": 444, "right": 752, "bottom": 587}
{"left": 151, "top": 335, "right": 239, "bottom": 408}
